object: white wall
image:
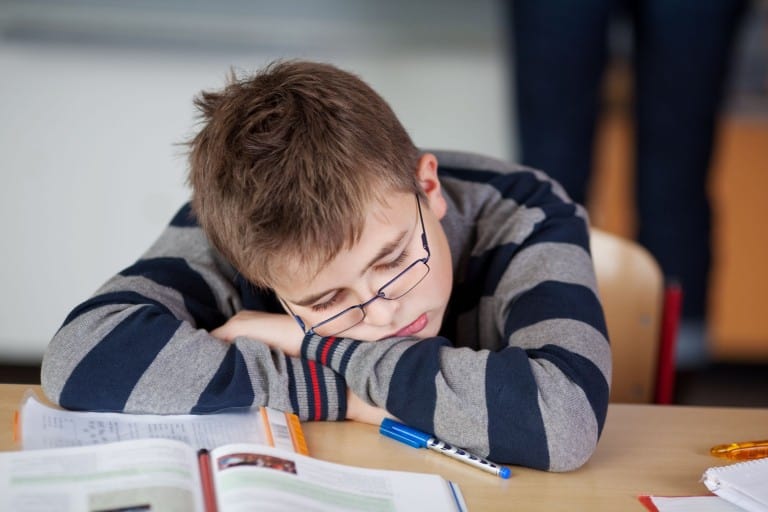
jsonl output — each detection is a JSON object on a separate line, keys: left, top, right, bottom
{"left": 0, "top": 1, "right": 513, "bottom": 363}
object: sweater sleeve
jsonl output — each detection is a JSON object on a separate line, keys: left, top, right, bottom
{"left": 300, "top": 167, "right": 611, "bottom": 471}
{"left": 41, "top": 204, "right": 347, "bottom": 420}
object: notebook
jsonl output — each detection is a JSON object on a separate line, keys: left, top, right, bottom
{"left": 702, "top": 457, "right": 768, "bottom": 512}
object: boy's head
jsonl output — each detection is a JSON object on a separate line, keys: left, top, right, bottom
{"left": 188, "top": 60, "right": 421, "bottom": 289}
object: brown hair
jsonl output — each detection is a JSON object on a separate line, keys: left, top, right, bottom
{"left": 187, "top": 60, "right": 421, "bottom": 288}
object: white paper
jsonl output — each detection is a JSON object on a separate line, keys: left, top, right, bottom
{"left": 702, "top": 459, "right": 768, "bottom": 512}
{"left": 646, "top": 496, "right": 748, "bottom": 512}
{"left": 20, "top": 393, "right": 269, "bottom": 451}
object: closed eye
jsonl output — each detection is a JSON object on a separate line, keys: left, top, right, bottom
{"left": 375, "top": 250, "right": 409, "bottom": 272}
{"left": 311, "top": 291, "right": 345, "bottom": 313}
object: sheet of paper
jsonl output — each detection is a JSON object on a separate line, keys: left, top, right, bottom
{"left": 639, "top": 495, "right": 747, "bottom": 512}
{"left": 20, "top": 393, "right": 269, "bottom": 450}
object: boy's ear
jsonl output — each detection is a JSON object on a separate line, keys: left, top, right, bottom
{"left": 416, "top": 153, "right": 447, "bottom": 220}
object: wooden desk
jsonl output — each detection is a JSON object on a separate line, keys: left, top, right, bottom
{"left": 2, "top": 384, "right": 767, "bottom": 511}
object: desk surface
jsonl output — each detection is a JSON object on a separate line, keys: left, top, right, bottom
{"left": 2, "top": 384, "right": 767, "bottom": 511}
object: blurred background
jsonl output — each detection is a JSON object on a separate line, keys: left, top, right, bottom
{"left": 1, "top": 0, "right": 766, "bottom": 405}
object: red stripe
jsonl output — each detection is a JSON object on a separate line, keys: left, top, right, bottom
{"left": 307, "top": 360, "right": 322, "bottom": 420}
{"left": 320, "top": 337, "right": 335, "bottom": 366}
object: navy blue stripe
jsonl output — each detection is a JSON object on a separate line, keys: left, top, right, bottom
{"left": 59, "top": 306, "right": 182, "bottom": 412}
{"left": 324, "top": 338, "right": 341, "bottom": 367}
{"left": 523, "top": 211, "right": 589, "bottom": 252}
{"left": 120, "top": 257, "right": 227, "bottom": 331}
{"left": 468, "top": 242, "right": 520, "bottom": 294}
{"left": 386, "top": 337, "right": 450, "bottom": 434}
{"left": 286, "top": 358, "right": 301, "bottom": 415}
{"left": 527, "top": 345, "right": 609, "bottom": 436}
{"left": 170, "top": 203, "right": 198, "bottom": 227}
{"left": 485, "top": 347, "right": 549, "bottom": 468}
{"left": 439, "top": 166, "right": 504, "bottom": 185}
{"left": 316, "top": 362, "right": 329, "bottom": 420}
{"left": 337, "top": 340, "right": 357, "bottom": 377}
{"left": 60, "top": 291, "right": 173, "bottom": 330}
{"left": 504, "top": 281, "right": 608, "bottom": 340}
{"left": 192, "top": 345, "right": 255, "bottom": 413}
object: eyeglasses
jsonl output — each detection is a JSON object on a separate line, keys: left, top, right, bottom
{"left": 285, "top": 194, "right": 431, "bottom": 337}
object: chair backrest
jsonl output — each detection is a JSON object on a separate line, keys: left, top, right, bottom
{"left": 590, "top": 228, "right": 664, "bottom": 403}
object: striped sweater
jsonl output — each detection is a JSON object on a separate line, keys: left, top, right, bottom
{"left": 41, "top": 150, "right": 611, "bottom": 471}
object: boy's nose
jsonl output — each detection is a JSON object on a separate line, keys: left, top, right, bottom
{"left": 362, "top": 296, "right": 400, "bottom": 326}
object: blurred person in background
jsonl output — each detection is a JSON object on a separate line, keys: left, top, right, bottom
{"left": 508, "top": 0, "right": 751, "bottom": 368}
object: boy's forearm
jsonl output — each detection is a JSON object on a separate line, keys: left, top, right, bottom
{"left": 301, "top": 331, "right": 609, "bottom": 471}
{"left": 41, "top": 214, "right": 349, "bottom": 420}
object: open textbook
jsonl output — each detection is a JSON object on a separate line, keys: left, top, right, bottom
{"left": 4, "top": 393, "right": 467, "bottom": 511}
{"left": 0, "top": 437, "right": 467, "bottom": 512}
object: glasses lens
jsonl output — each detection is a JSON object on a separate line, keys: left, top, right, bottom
{"left": 380, "top": 261, "right": 430, "bottom": 300}
{"left": 312, "top": 307, "right": 365, "bottom": 337}
{"left": 309, "top": 263, "right": 430, "bottom": 337}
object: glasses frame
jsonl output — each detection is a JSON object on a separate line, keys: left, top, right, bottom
{"left": 285, "top": 194, "right": 431, "bottom": 337}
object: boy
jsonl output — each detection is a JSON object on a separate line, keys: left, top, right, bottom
{"left": 41, "top": 60, "right": 611, "bottom": 472}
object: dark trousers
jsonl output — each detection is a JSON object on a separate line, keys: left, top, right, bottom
{"left": 510, "top": 0, "right": 749, "bottom": 319}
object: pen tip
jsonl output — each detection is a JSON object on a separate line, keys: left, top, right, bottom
{"left": 499, "top": 467, "right": 511, "bottom": 479}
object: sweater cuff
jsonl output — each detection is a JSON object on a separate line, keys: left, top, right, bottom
{"left": 286, "top": 357, "right": 347, "bottom": 421}
{"left": 301, "top": 333, "right": 361, "bottom": 377}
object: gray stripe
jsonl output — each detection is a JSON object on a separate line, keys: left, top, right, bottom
{"left": 532, "top": 358, "right": 599, "bottom": 471}
{"left": 344, "top": 338, "right": 413, "bottom": 405}
{"left": 125, "top": 323, "right": 229, "bottom": 413}
{"left": 499, "top": 242, "right": 599, "bottom": 296}
{"left": 433, "top": 147, "right": 584, "bottom": 218}
{"left": 473, "top": 201, "right": 546, "bottom": 256}
{"left": 142, "top": 225, "right": 215, "bottom": 263}
{"left": 507, "top": 319, "right": 611, "bottom": 384}
{"left": 41, "top": 304, "right": 149, "bottom": 402}
{"left": 98, "top": 275, "right": 197, "bottom": 324}
{"left": 289, "top": 360, "right": 309, "bottom": 419}
{"left": 249, "top": 347, "right": 290, "bottom": 414}
{"left": 433, "top": 347, "right": 490, "bottom": 456}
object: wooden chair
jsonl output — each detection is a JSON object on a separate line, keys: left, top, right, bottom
{"left": 591, "top": 228, "right": 681, "bottom": 404}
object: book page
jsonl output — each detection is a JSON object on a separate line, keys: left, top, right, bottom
{"left": 20, "top": 394, "right": 272, "bottom": 451}
{"left": 209, "top": 443, "right": 466, "bottom": 512}
{"left": 0, "top": 438, "right": 204, "bottom": 512}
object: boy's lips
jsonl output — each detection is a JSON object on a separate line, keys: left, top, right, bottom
{"left": 391, "top": 313, "right": 428, "bottom": 338}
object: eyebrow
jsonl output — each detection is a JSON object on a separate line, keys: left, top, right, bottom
{"left": 290, "top": 229, "right": 409, "bottom": 307}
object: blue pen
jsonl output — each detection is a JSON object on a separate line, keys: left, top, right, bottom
{"left": 379, "top": 418, "right": 511, "bottom": 479}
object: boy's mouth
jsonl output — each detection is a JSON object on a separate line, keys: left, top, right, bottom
{"left": 391, "top": 313, "right": 428, "bottom": 338}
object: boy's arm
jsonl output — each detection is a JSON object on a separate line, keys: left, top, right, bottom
{"left": 40, "top": 205, "right": 347, "bottom": 420}
{"left": 298, "top": 170, "right": 612, "bottom": 472}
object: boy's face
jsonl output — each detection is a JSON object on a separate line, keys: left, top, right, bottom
{"left": 275, "top": 154, "right": 453, "bottom": 342}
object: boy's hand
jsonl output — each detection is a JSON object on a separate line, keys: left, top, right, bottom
{"left": 210, "top": 311, "right": 303, "bottom": 357}
{"left": 346, "top": 389, "right": 392, "bottom": 425}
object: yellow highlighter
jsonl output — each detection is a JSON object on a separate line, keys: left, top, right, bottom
{"left": 710, "top": 439, "right": 768, "bottom": 460}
